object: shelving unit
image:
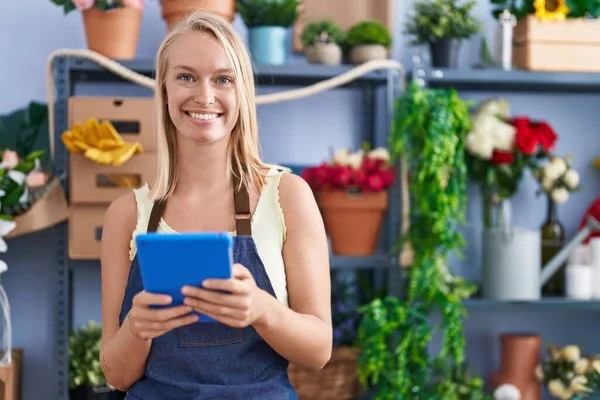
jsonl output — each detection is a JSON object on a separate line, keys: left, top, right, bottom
{"left": 49, "top": 56, "right": 403, "bottom": 400}
{"left": 411, "top": 58, "right": 600, "bottom": 311}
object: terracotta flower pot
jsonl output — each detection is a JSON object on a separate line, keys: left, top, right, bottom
{"left": 317, "top": 190, "right": 388, "bottom": 256}
{"left": 491, "top": 333, "right": 542, "bottom": 400}
{"left": 160, "top": 0, "right": 236, "bottom": 29}
{"left": 82, "top": 7, "right": 141, "bottom": 60}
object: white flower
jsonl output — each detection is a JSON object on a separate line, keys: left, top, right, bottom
{"left": 575, "top": 359, "right": 589, "bottom": 374}
{"left": 544, "top": 157, "right": 568, "bottom": 181}
{"left": 548, "top": 379, "right": 572, "bottom": 400}
{"left": 7, "top": 170, "right": 25, "bottom": 185}
{"left": 477, "top": 98, "right": 511, "bottom": 119}
{"left": 346, "top": 152, "right": 363, "bottom": 170}
{"left": 493, "top": 383, "right": 521, "bottom": 400}
{"left": 333, "top": 149, "right": 350, "bottom": 165}
{"left": 466, "top": 131, "right": 494, "bottom": 160}
{"left": 535, "top": 364, "right": 544, "bottom": 380}
{"left": 563, "top": 345, "right": 581, "bottom": 362}
{"left": 0, "top": 260, "right": 6, "bottom": 274}
{"left": 564, "top": 169, "right": 580, "bottom": 189}
{"left": 490, "top": 120, "right": 516, "bottom": 151}
{"left": 367, "top": 147, "right": 390, "bottom": 162}
{"left": 0, "top": 220, "right": 16, "bottom": 254}
{"left": 570, "top": 375, "right": 589, "bottom": 392}
{"left": 551, "top": 187, "right": 569, "bottom": 204}
{"left": 542, "top": 176, "right": 555, "bottom": 191}
{"left": 591, "top": 360, "right": 600, "bottom": 374}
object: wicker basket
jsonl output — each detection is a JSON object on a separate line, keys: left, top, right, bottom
{"left": 288, "top": 346, "right": 363, "bottom": 400}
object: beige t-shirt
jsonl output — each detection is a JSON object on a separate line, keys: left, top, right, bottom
{"left": 128, "top": 168, "right": 289, "bottom": 306}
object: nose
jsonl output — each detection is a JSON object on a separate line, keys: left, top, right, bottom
{"left": 193, "top": 81, "right": 215, "bottom": 105}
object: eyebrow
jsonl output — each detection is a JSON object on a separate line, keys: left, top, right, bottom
{"left": 173, "top": 65, "right": 235, "bottom": 75}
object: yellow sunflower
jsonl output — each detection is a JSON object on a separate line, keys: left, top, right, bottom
{"left": 534, "top": 0, "right": 570, "bottom": 21}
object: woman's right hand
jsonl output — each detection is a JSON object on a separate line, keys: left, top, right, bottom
{"left": 126, "top": 291, "right": 199, "bottom": 341}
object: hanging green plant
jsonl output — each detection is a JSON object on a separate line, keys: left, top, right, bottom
{"left": 355, "top": 81, "right": 491, "bottom": 399}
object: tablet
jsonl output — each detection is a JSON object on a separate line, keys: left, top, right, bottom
{"left": 135, "top": 232, "right": 234, "bottom": 323}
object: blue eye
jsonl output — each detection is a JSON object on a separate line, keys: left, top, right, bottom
{"left": 217, "top": 76, "right": 232, "bottom": 84}
{"left": 178, "top": 74, "right": 194, "bottom": 82}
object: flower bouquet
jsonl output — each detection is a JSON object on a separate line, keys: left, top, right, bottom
{"left": 466, "top": 98, "right": 558, "bottom": 229}
{"left": 301, "top": 146, "right": 396, "bottom": 255}
{"left": 536, "top": 344, "right": 600, "bottom": 399}
{"left": 0, "top": 149, "right": 68, "bottom": 239}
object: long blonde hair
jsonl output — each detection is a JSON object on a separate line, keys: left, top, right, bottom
{"left": 150, "top": 11, "right": 267, "bottom": 201}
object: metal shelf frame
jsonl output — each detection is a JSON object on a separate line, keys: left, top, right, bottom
{"left": 49, "top": 56, "right": 404, "bottom": 400}
{"left": 411, "top": 55, "right": 600, "bottom": 93}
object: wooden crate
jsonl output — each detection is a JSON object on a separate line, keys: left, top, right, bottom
{"left": 293, "top": 0, "right": 394, "bottom": 52}
{"left": 68, "top": 205, "right": 108, "bottom": 260}
{"left": 69, "top": 152, "right": 155, "bottom": 205}
{"left": 68, "top": 96, "right": 156, "bottom": 152}
{"left": 513, "top": 15, "right": 600, "bottom": 72}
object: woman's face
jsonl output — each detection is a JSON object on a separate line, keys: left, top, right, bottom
{"left": 164, "top": 30, "right": 239, "bottom": 145}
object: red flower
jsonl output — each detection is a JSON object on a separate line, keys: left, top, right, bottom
{"left": 490, "top": 150, "right": 514, "bottom": 165}
{"left": 301, "top": 153, "right": 396, "bottom": 193}
{"left": 510, "top": 117, "right": 558, "bottom": 156}
{"left": 512, "top": 117, "right": 537, "bottom": 155}
{"left": 531, "top": 121, "right": 557, "bottom": 153}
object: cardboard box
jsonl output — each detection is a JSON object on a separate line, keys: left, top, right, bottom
{"left": 69, "top": 96, "right": 156, "bottom": 151}
{"left": 69, "top": 205, "right": 107, "bottom": 260}
{"left": 0, "top": 348, "right": 23, "bottom": 400}
{"left": 293, "top": 0, "right": 394, "bottom": 52}
{"left": 513, "top": 16, "right": 600, "bottom": 72}
{"left": 69, "top": 152, "right": 155, "bottom": 205}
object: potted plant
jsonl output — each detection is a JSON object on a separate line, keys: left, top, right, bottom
{"left": 355, "top": 82, "right": 489, "bottom": 398}
{"left": 301, "top": 20, "right": 345, "bottom": 65}
{"left": 345, "top": 20, "right": 392, "bottom": 64}
{"left": 50, "top": 0, "right": 143, "bottom": 60}
{"left": 301, "top": 144, "right": 396, "bottom": 256}
{"left": 159, "top": 0, "right": 236, "bottom": 30}
{"left": 237, "top": 0, "right": 301, "bottom": 65}
{"left": 69, "top": 321, "right": 125, "bottom": 400}
{"left": 404, "top": 0, "right": 482, "bottom": 68}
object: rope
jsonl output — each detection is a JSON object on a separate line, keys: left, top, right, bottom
{"left": 45, "top": 48, "right": 410, "bottom": 264}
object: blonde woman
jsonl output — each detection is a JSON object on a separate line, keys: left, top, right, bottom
{"left": 99, "top": 11, "right": 332, "bottom": 399}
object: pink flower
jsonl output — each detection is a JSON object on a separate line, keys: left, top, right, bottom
{"left": 25, "top": 171, "right": 48, "bottom": 190}
{"left": 72, "top": 0, "right": 95, "bottom": 10}
{"left": 1, "top": 151, "right": 18, "bottom": 169}
{"left": 123, "top": 0, "right": 143, "bottom": 9}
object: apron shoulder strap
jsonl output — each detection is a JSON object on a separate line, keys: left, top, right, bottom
{"left": 145, "top": 172, "right": 252, "bottom": 236}
{"left": 147, "top": 200, "right": 166, "bottom": 233}
{"left": 233, "top": 173, "right": 252, "bottom": 236}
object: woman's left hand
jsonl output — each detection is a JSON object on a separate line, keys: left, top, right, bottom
{"left": 181, "top": 263, "right": 270, "bottom": 328}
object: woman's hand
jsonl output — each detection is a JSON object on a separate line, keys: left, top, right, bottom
{"left": 127, "top": 291, "right": 199, "bottom": 341}
{"left": 181, "top": 263, "right": 271, "bottom": 328}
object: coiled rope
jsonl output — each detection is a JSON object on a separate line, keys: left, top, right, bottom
{"left": 45, "top": 48, "right": 411, "bottom": 265}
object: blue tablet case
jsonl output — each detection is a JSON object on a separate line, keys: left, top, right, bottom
{"left": 135, "top": 232, "right": 234, "bottom": 323}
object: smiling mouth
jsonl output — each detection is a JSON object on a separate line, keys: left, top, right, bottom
{"left": 186, "top": 111, "right": 223, "bottom": 121}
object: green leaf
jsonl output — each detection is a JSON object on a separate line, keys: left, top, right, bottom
{"left": 0, "top": 102, "right": 49, "bottom": 160}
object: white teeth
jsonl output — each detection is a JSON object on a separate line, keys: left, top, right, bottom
{"left": 189, "top": 112, "right": 219, "bottom": 120}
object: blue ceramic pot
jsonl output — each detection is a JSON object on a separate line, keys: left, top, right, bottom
{"left": 248, "top": 26, "right": 288, "bottom": 65}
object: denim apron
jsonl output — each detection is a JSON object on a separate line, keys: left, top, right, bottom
{"left": 118, "top": 176, "right": 298, "bottom": 400}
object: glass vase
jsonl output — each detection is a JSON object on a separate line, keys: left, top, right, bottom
{"left": 481, "top": 183, "right": 512, "bottom": 232}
